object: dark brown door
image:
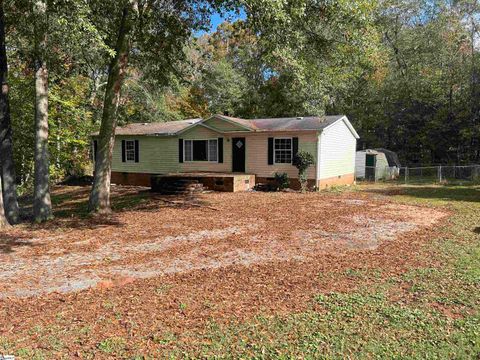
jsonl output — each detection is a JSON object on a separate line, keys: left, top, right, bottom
{"left": 232, "top": 137, "right": 246, "bottom": 172}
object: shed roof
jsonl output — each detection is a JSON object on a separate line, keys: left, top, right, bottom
{"left": 374, "top": 148, "right": 402, "bottom": 167}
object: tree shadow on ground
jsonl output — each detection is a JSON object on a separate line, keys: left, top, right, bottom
{"left": 0, "top": 233, "right": 38, "bottom": 254}
{"left": 363, "top": 185, "right": 480, "bottom": 203}
{"left": 15, "top": 186, "right": 214, "bottom": 232}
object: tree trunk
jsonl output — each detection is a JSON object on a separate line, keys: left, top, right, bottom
{"left": 88, "top": 4, "right": 134, "bottom": 214}
{"left": 0, "top": 175, "right": 10, "bottom": 228}
{"left": 33, "top": 60, "right": 52, "bottom": 222}
{"left": 33, "top": 0, "right": 52, "bottom": 222}
{"left": 0, "top": 1, "right": 20, "bottom": 224}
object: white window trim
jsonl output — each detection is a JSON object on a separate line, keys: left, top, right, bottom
{"left": 273, "top": 137, "right": 293, "bottom": 165}
{"left": 183, "top": 138, "right": 219, "bottom": 163}
{"left": 125, "top": 140, "right": 136, "bottom": 163}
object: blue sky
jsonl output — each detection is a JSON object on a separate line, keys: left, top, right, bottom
{"left": 196, "top": 9, "right": 246, "bottom": 36}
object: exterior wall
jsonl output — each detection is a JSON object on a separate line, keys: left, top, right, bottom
{"left": 179, "top": 126, "right": 231, "bottom": 173}
{"left": 355, "top": 151, "right": 366, "bottom": 178}
{"left": 244, "top": 132, "right": 318, "bottom": 180}
{"left": 108, "top": 129, "right": 319, "bottom": 184}
{"left": 318, "top": 120, "right": 357, "bottom": 181}
{"left": 374, "top": 153, "right": 389, "bottom": 180}
{"left": 111, "top": 135, "right": 179, "bottom": 174}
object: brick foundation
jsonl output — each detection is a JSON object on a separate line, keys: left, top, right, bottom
{"left": 111, "top": 172, "right": 153, "bottom": 187}
{"left": 111, "top": 171, "right": 354, "bottom": 191}
{"left": 317, "top": 173, "right": 355, "bottom": 189}
{"left": 111, "top": 172, "right": 255, "bottom": 192}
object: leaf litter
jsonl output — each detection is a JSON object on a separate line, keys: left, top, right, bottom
{"left": 0, "top": 185, "right": 449, "bottom": 356}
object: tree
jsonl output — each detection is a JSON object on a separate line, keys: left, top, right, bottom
{"left": 88, "top": 1, "right": 136, "bottom": 214}
{"left": 32, "top": 0, "right": 52, "bottom": 222}
{"left": 0, "top": 0, "right": 20, "bottom": 224}
{"left": 88, "top": 0, "right": 225, "bottom": 213}
{"left": 293, "top": 150, "right": 314, "bottom": 192}
{"left": 0, "top": 175, "right": 9, "bottom": 228}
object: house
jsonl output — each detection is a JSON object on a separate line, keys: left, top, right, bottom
{"left": 93, "top": 114, "right": 360, "bottom": 191}
{"left": 355, "top": 148, "right": 401, "bottom": 181}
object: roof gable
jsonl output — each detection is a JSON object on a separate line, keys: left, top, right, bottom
{"left": 203, "top": 115, "right": 255, "bottom": 131}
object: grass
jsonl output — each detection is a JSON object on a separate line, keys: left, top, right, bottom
{"left": 159, "top": 184, "right": 480, "bottom": 358}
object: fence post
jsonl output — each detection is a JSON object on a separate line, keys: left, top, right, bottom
{"left": 438, "top": 165, "right": 442, "bottom": 183}
{"left": 405, "top": 167, "right": 408, "bottom": 184}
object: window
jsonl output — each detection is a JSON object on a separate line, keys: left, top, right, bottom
{"left": 125, "top": 140, "right": 136, "bottom": 162}
{"left": 184, "top": 139, "right": 218, "bottom": 162}
{"left": 274, "top": 138, "right": 292, "bottom": 164}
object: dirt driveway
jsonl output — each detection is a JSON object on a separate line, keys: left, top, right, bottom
{"left": 0, "top": 186, "right": 446, "bottom": 299}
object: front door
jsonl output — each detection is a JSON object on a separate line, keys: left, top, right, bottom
{"left": 232, "top": 137, "right": 246, "bottom": 172}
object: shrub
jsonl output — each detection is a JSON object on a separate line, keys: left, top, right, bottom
{"left": 293, "top": 150, "right": 315, "bottom": 192}
{"left": 274, "top": 172, "right": 290, "bottom": 190}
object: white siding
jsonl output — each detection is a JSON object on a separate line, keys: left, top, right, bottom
{"left": 318, "top": 119, "right": 357, "bottom": 180}
{"left": 355, "top": 151, "right": 366, "bottom": 178}
{"left": 355, "top": 151, "right": 390, "bottom": 180}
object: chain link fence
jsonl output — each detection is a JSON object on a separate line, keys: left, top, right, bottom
{"left": 357, "top": 165, "right": 480, "bottom": 185}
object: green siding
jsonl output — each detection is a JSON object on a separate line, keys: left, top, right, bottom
{"left": 112, "top": 136, "right": 179, "bottom": 174}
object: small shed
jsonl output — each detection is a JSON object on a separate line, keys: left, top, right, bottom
{"left": 355, "top": 149, "right": 401, "bottom": 181}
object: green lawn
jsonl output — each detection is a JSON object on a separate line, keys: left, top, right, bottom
{"left": 168, "top": 185, "right": 480, "bottom": 358}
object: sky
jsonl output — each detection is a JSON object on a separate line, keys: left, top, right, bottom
{"left": 196, "top": 9, "right": 246, "bottom": 36}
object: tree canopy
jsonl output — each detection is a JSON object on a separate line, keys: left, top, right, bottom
{"left": 1, "top": 0, "right": 479, "bottom": 212}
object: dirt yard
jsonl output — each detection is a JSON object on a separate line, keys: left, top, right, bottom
{"left": 0, "top": 186, "right": 449, "bottom": 356}
{"left": 1, "top": 186, "right": 446, "bottom": 299}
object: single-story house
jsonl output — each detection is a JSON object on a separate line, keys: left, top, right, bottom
{"left": 93, "top": 114, "right": 360, "bottom": 191}
{"left": 355, "top": 148, "right": 401, "bottom": 181}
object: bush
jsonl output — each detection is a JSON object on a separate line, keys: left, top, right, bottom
{"left": 293, "top": 150, "right": 315, "bottom": 192}
{"left": 274, "top": 172, "right": 290, "bottom": 190}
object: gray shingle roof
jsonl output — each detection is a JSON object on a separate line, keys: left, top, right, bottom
{"left": 93, "top": 115, "right": 348, "bottom": 136}
{"left": 247, "top": 115, "right": 345, "bottom": 131}
{"left": 98, "top": 119, "right": 202, "bottom": 136}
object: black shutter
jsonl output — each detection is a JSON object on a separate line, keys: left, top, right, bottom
{"left": 134, "top": 140, "right": 139, "bottom": 163}
{"left": 179, "top": 138, "right": 184, "bottom": 163}
{"left": 93, "top": 140, "right": 98, "bottom": 162}
{"left": 121, "top": 140, "right": 126, "bottom": 162}
{"left": 218, "top": 137, "right": 223, "bottom": 163}
{"left": 268, "top": 137, "right": 274, "bottom": 165}
{"left": 292, "top": 137, "right": 299, "bottom": 159}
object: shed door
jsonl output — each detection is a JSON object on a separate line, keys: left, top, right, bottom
{"left": 365, "top": 154, "right": 376, "bottom": 181}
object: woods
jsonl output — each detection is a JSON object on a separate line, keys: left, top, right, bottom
{"left": 1, "top": 0, "right": 480, "bottom": 221}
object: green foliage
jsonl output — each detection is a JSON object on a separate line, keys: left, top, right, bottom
{"left": 4, "top": 0, "right": 480, "bottom": 196}
{"left": 293, "top": 150, "right": 315, "bottom": 192}
{"left": 274, "top": 172, "right": 290, "bottom": 190}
